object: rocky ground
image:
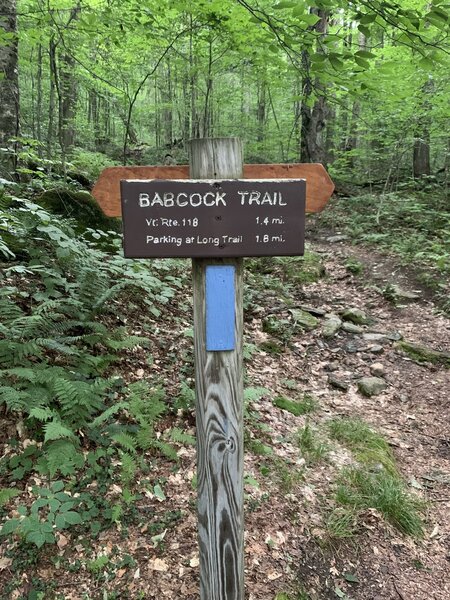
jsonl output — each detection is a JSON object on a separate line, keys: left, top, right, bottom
{"left": 1, "top": 227, "right": 449, "bottom": 600}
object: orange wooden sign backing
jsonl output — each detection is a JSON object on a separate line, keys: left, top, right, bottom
{"left": 92, "top": 163, "right": 334, "bottom": 218}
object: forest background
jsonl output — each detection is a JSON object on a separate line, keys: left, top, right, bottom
{"left": 1, "top": 0, "right": 449, "bottom": 182}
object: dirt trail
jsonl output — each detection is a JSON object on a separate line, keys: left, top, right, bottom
{"left": 1, "top": 236, "right": 449, "bottom": 600}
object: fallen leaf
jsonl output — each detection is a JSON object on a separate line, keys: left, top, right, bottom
{"left": 56, "top": 533, "right": 69, "bottom": 549}
{"left": 0, "top": 557, "right": 12, "bottom": 571}
{"left": 149, "top": 558, "right": 168, "bottom": 572}
{"left": 267, "top": 572, "right": 282, "bottom": 581}
{"left": 189, "top": 555, "right": 199, "bottom": 568}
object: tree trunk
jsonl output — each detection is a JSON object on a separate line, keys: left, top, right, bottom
{"left": 300, "top": 9, "right": 328, "bottom": 165}
{"left": 0, "top": 0, "right": 19, "bottom": 178}
{"left": 47, "top": 37, "right": 57, "bottom": 162}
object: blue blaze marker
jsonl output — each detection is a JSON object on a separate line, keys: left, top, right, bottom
{"left": 205, "top": 265, "right": 235, "bottom": 351}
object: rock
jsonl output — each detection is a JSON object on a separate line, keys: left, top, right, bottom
{"left": 357, "top": 377, "right": 388, "bottom": 397}
{"left": 322, "top": 315, "right": 342, "bottom": 338}
{"left": 395, "top": 341, "right": 450, "bottom": 368}
{"left": 342, "top": 308, "right": 370, "bottom": 325}
{"left": 386, "top": 331, "right": 403, "bottom": 341}
{"left": 328, "top": 376, "right": 349, "bottom": 391}
{"left": 290, "top": 309, "right": 319, "bottom": 330}
{"left": 362, "top": 333, "right": 389, "bottom": 344}
{"left": 344, "top": 343, "right": 360, "bottom": 353}
{"left": 342, "top": 322, "right": 364, "bottom": 334}
{"left": 299, "top": 305, "right": 326, "bottom": 317}
{"left": 383, "top": 284, "right": 421, "bottom": 302}
{"left": 324, "top": 362, "right": 340, "bottom": 372}
{"left": 368, "top": 345, "right": 384, "bottom": 354}
{"left": 326, "top": 234, "right": 349, "bottom": 243}
{"left": 37, "top": 188, "right": 121, "bottom": 234}
{"left": 370, "top": 363, "right": 385, "bottom": 376}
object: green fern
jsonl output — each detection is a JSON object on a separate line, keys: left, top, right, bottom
{"left": 111, "top": 432, "right": 138, "bottom": 454}
{"left": 170, "top": 427, "right": 196, "bottom": 446}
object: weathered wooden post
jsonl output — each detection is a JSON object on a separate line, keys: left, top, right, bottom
{"left": 190, "top": 138, "right": 244, "bottom": 600}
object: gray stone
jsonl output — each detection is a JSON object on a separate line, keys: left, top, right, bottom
{"left": 368, "top": 345, "right": 384, "bottom": 354}
{"left": 387, "top": 284, "right": 421, "bottom": 301}
{"left": 324, "top": 362, "right": 340, "bottom": 372}
{"left": 357, "top": 377, "right": 388, "bottom": 397}
{"left": 342, "top": 308, "right": 370, "bottom": 325}
{"left": 326, "top": 234, "right": 349, "bottom": 243}
{"left": 290, "top": 309, "right": 319, "bottom": 330}
{"left": 362, "top": 333, "right": 389, "bottom": 343}
{"left": 345, "top": 343, "right": 360, "bottom": 354}
{"left": 322, "top": 315, "right": 342, "bottom": 338}
{"left": 328, "top": 376, "right": 349, "bottom": 391}
{"left": 342, "top": 322, "right": 364, "bottom": 334}
{"left": 299, "top": 305, "right": 326, "bottom": 317}
{"left": 370, "top": 362, "right": 385, "bottom": 376}
{"left": 386, "top": 331, "right": 403, "bottom": 341}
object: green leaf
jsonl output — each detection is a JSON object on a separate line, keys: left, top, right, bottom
{"left": 274, "top": 1, "right": 296, "bottom": 8}
{"left": 64, "top": 511, "right": 82, "bottom": 525}
{"left": 26, "top": 531, "right": 47, "bottom": 548}
{"left": 51, "top": 480, "right": 65, "bottom": 493}
{"left": 1, "top": 518, "right": 20, "bottom": 535}
{"left": 55, "top": 514, "right": 66, "bottom": 530}
{"left": 344, "top": 572, "right": 359, "bottom": 583}
{"left": 355, "top": 50, "right": 376, "bottom": 59}
{"left": 153, "top": 484, "right": 166, "bottom": 501}
{"left": 329, "top": 56, "right": 344, "bottom": 70}
{"left": 358, "top": 24, "right": 371, "bottom": 38}
{"left": 301, "top": 13, "right": 321, "bottom": 26}
{"left": 0, "top": 488, "right": 20, "bottom": 506}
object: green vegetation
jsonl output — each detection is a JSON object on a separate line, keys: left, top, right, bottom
{"left": 336, "top": 467, "right": 424, "bottom": 537}
{"left": 297, "top": 423, "right": 329, "bottom": 464}
{"left": 396, "top": 340, "right": 450, "bottom": 368}
{"left": 329, "top": 418, "right": 424, "bottom": 537}
{"left": 328, "top": 417, "right": 396, "bottom": 475}
{"left": 0, "top": 195, "right": 188, "bottom": 547}
{"left": 273, "top": 394, "right": 318, "bottom": 416}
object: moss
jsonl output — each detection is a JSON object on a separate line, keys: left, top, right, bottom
{"left": 273, "top": 395, "right": 318, "bottom": 416}
{"left": 259, "top": 340, "right": 284, "bottom": 355}
{"left": 37, "top": 189, "right": 121, "bottom": 233}
{"left": 396, "top": 340, "right": 450, "bottom": 368}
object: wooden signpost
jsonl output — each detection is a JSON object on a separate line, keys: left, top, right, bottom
{"left": 93, "top": 138, "right": 334, "bottom": 600}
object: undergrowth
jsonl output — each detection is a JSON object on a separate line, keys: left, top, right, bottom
{"left": 0, "top": 193, "right": 188, "bottom": 548}
{"left": 328, "top": 418, "right": 424, "bottom": 537}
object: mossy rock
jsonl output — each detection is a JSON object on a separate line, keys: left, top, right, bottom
{"left": 37, "top": 189, "right": 121, "bottom": 233}
{"left": 396, "top": 341, "right": 450, "bottom": 368}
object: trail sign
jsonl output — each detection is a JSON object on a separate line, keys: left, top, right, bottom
{"left": 92, "top": 162, "right": 334, "bottom": 216}
{"left": 121, "top": 178, "right": 306, "bottom": 258}
{"left": 93, "top": 139, "right": 334, "bottom": 600}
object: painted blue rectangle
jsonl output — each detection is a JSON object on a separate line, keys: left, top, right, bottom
{"left": 205, "top": 266, "right": 235, "bottom": 351}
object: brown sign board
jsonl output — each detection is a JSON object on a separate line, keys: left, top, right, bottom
{"left": 93, "top": 163, "right": 334, "bottom": 217}
{"left": 121, "top": 179, "right": 305, "bottom": 258}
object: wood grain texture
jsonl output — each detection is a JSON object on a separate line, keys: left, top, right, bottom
{"left": 191, "top": 138, "right": 244, "bottom": 600}
{"left": 92, "top": 162, "right": 333, "bottom": 217}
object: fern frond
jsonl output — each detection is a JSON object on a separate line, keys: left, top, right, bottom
{"left": 29, "top": 407, "right": 55, "bottom": 422}
{"left": 152, "top": 440, "right": 178, "bottom": 462}
{"left": 169, "top": 427, "right": 196, "bottom": 446}
{"left": 44, "top": 439, "right": 84, "bottom": 477}
{"left": 0, "top": 386, "right": 30, "bottom": 411}
{"left": 90, "top": 401, "right": 128, "bottom": 428}
{"left": 111, "top": 431, "right": 137, "bottom": 453}
{"left": 43, "top": 420, "right": 75, "bottom": 442}
{"left": 120, "top": 452, "right": 137, "bottom": 485}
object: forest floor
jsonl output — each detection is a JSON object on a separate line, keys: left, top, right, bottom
{"left": 1, "top": 217, "right": 449, "bottom": 600}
